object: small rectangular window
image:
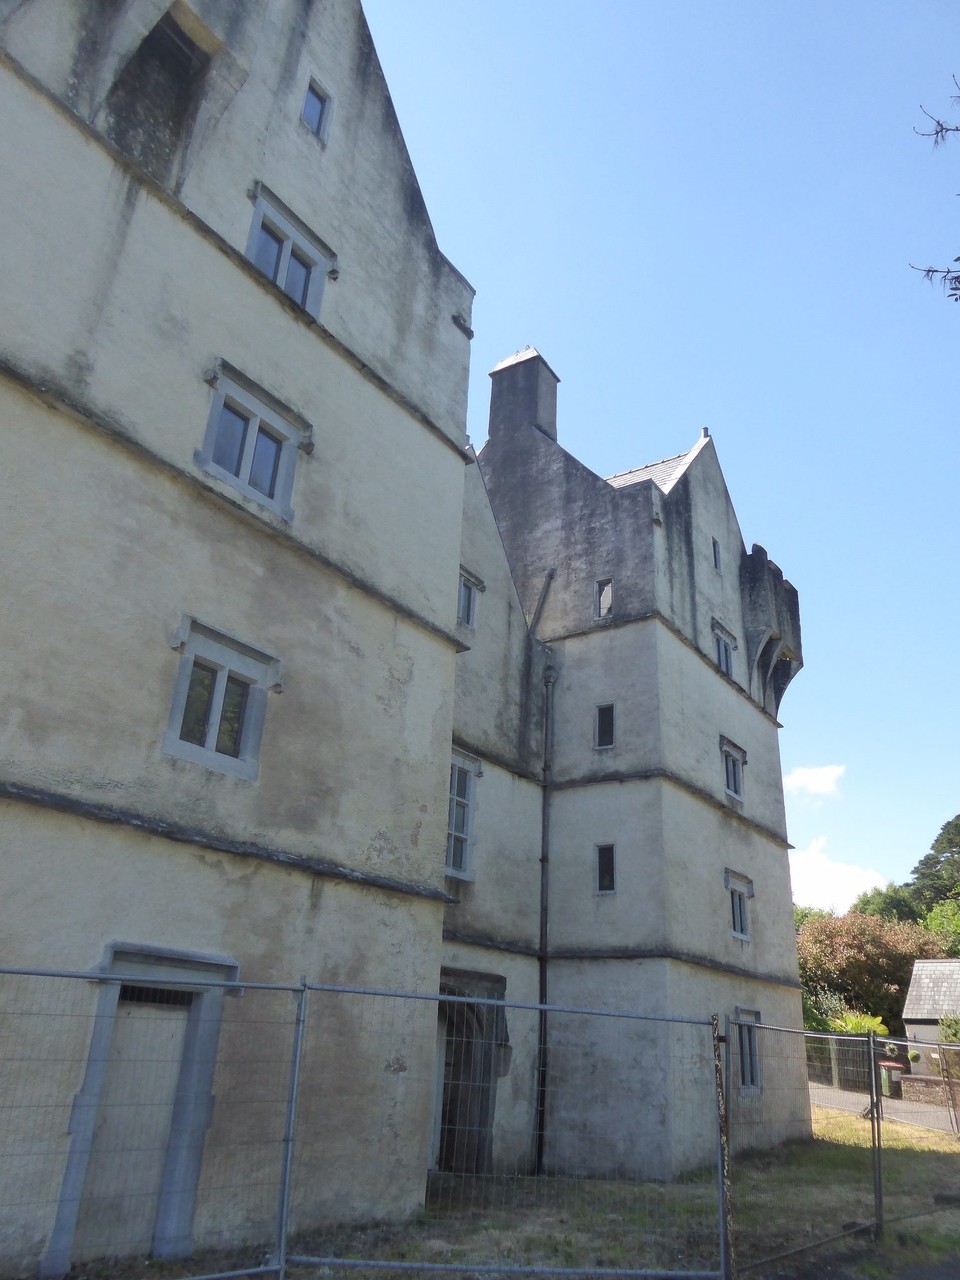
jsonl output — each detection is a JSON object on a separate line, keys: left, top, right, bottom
{"left": 196, "top": 368, "right": 311, "bottom": 521}
{"left": 715, "top": 634, "right": 732, "bottom": 675}
{"left": 163, "top": 621, "right": 281, "bottom": 781}
{"left": 730, "top": 888, "right": 748, "bottom": 937}
{"left": 712, "top": 538, "right": 722, "bottom": 572}
{"left": 724, "top": 752, "right": 742, "bottom": 796}
{"left": 301, "top": 82, "right": 328, "bottom": 136}
{"left": 712, "top": 620, "right": 737, "bottom": 677}
{"left": 595, "top": 703, "right": 615, "bottom": 749}
{"left": 721, "top": 738, "right": 746, "bottom": 799}
{"left": 245, "top": 185, "right": 335, "bottom": 321}
{"left": 596, "top": 844, "right": 616, "bottom": 894}
{"left": 458, "top": 576, "right": 476, "bottom": 627}
{"left": 595, "top": 578, "right": 613, "bottom": 618}
{"left": 735, "top": 1010, "right": 761, "bottom": 1090}
{"left": 725, "top": 869, "right": 754, "bottom": 941}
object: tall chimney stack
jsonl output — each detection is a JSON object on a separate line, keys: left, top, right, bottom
{"left": 488, "top": 348, "right": 560, "bottom": 442}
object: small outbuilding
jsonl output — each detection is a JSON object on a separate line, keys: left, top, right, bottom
{"left": 903, "top": 959, "right": 960, "bottom": 1072}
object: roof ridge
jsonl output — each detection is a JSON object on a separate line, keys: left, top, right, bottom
{"left": 605, "top": 449, "right": 689, "bottom": 482}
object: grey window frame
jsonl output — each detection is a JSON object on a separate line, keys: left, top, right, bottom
{"left": 595, "top": 577, "right": 614, "bottom": 618}
{"left": 446, "top": 753, "right": 479, "bottom": 880}
{"left": 735, "top": 1008, "right": 762, "bottom": 1091}
{"left": 721, "top": 736, "right": 746, "bottom": 799}
{"left": 595, "top": 843, "right": 616, "bottom": 894}
{"left": 457, "top": 576, "right": 477, "bottom": 627}
{"left": 712, "top": 619, "right": 737, "bottom": 677}
{"left": 300, "top": 77, "right": 333, "bottom": 143}
{"left": 163, "top": 619, "right": 282, "bottom": 781}
{"left": 245, "top": 184, "right": 335, "bottom": 320}
{"left": 725, "top": 868, "right": 754, "bottom": 940}
{"left": 457, "top": 567, "right": 485, "bottom": 628}
{"left": 195, "top": 368, "right": 311, "bottom": 521}
{"left": 595, "top": 703, "right": 615, "bottom": 750}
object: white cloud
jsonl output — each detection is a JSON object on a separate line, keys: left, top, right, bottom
{"left": 789, "top": 837, "right": 886, "bottom": 914}
{"left": 784, "top": 764, "right": 845, "bottom": 797}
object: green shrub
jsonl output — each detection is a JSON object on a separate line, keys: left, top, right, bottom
{"left": 829, "top": 1011, "right": 889, "bottom": 1035}
{"left": 937, "top": 1012, "right": 960, "bottom": 1044}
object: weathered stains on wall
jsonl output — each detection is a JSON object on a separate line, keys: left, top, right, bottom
{"left": 0, "top": 376, "right": 454, "bottom": 889}
{"left": 442, "top": 763, "right": 542, "bottom": 948}
{"left": 1, "top": 0, "right": 474, "bottom": 442}
{"left": 741, "top": 543, "right": 802, "bottom": 714}
{"left": 0, "top": 65, "right": 465, "bottom": 632}
{"left": 479, "top": 421, "right": 658, "bottom": 640}
{"left": 1, "top": 800, "right": 446, "bottom": 1251}
{"left": 454, "top": 462, "right": 546, "bottom": 771}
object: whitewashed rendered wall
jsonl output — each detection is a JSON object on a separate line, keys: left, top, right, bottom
{"left": 0, "top": 386, "right": 455, "bottom": 882}
{"left": 0, "top": 0, "right": 474, "bottom": 442}
{"left": 0, "top": 65, "right": 467, "bottom": 632}
{"left": 0, "top": 802, "right": 446, "bottom": 1264}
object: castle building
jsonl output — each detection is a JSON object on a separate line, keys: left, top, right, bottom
{"left": 441, "top": 349, "right": 805, "bottom": 1178}
{"left": 0, "top": 1, "right": 805, "bottom": 1271}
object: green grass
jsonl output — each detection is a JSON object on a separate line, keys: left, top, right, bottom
{"left": 732, "top": 1106, "right": 960, "bottom": 1272}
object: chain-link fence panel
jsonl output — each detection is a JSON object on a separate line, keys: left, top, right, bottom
{"left": 0, "top": 969, "right": 301, "bottom": 1278}
{"left": 728, "top": 1025, "right": 875, "bottom": 1271}
{"left": 289, "top": 988, "right": 725, "bottom": 1280}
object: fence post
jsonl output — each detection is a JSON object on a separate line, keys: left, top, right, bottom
{"left": 275, "top": 977, "right": 309, "bottom": 1280}
{"left": 867, "top": 1031, "right": 883, "bottom": 1239}
{"left": 711, "top": 1014, "right": 735, "bottom": 1280}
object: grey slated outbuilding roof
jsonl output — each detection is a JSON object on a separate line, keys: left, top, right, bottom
{"left": 606, "top": 451, "right": 690, "bottom": 492}
{"left": 902, "top": 959, "right": 960, "bottom": 1021}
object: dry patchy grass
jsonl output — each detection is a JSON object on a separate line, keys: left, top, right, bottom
{"left": 732, "top": 1105, "right": 960, "bottom": 1271}
{"left": 53, "top": 1106, "right": 960, "bottom": 1280}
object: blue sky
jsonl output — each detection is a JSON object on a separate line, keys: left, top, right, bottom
{"left": 362, "top": 1, "right": 960, "bottom": 912}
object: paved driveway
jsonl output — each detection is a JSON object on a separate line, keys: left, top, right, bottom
{"left": 810, "top": 1081, "right": 957, "bottom": 1134}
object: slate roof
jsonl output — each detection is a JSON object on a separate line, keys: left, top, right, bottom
{"left": 606, "top": 451, "right": 690, "bottom": 492}
{"left": 902, "top": 959, "right": 960, "bottom": 1021}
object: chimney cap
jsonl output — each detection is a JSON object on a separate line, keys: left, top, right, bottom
{"left": 489, "top": 346, "right": 561, "bottom": 384}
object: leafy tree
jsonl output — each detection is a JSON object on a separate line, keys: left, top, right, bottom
{"left": 939, "top": 1014, "right": 960, "bottom": 1044}
{"left": 850, "top": 883, "right": 922, "bottom": 923}
{"left": 794, "top": 904, "right": 833, "bottom": 931}
{"left": 796, "top": 913, "right": 950, "bottom": 1035}
{"left": 909, "top": 814, "right": 960, "bottom": 913}
{"left": 923, "top": 898, "right": 960, "bottom": 956}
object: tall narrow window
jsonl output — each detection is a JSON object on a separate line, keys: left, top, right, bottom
{"left": 301, "top": 81, "right": 331, "bottom": 141}
{"left": 721, "top": 738, "right": 746, "bottom": 799}
{"left": 457, "top": 576, "right": 477, "bottom": 627}
{"left": 736, "top": 1010, "right": 761, "bottom": 1089}
{"left": 712, "top": 538, "right": 722, "bottom": 572}
{"left": 446, "top": 756, "right": 478, "bottom": 878}
{"left": 596, "top": 844, "right": 616, "bottom": 894}
{"left": 712, "top": 620, "right": 737, "bottom": 677}
{"left": 595, "top": 703, "right": 615, "bottom": 749}
{"left": 595, "top": 578, "right": 613, "bottom": 618}
{"left": 725, "top": 869, "right": 754, "bottom": 941}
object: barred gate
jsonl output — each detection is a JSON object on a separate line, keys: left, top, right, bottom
{"left": 0, "top": 969, "right": 729, "bottom": 1280}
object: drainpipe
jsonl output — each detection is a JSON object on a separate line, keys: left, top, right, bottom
{"left": 534, "top": 662, "right": 556, "bottom": 1174}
